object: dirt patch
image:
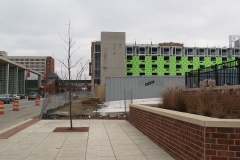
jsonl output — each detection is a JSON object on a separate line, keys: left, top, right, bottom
{"left": 48, "top": 99, "right": 101, "bottom": 117}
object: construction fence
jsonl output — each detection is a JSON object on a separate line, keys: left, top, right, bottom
{"left": 40, "top": 91, "right": 93, "bottom": 119}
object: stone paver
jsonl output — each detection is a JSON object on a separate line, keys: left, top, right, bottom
{"left": 0, "top": 119, "right": 174, "bottom": 160}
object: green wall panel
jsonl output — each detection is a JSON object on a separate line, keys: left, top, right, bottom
{"left": 125, "top": 55, "right": 236, "bottom": 76}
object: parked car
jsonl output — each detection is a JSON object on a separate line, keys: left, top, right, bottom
{"left": 0, "top": 94, "right": 14, "bottom": 103}
{"left": 13, "top": 94, "right": 20, "bottom": 100}
{"left": 18, "top": 94, "right": 25, "bottom": 99}
{"left": 28, "top": 92, "right": 39, "bottom": 100}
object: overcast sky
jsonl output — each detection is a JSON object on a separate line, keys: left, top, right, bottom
{"left": 0, "top": 0, "right": 240, "bottom": 79}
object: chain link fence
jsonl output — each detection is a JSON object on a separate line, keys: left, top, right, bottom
{"left": 40, "top": 91, "right": 93, "bottom": 119}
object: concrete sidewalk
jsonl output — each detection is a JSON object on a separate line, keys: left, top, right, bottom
{"left": 0, "top": 119, "right": 174, "bottom": 160}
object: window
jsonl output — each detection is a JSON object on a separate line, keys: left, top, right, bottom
{"left": 176, "top": 73, "right": 182, "bottom": 76}
{"left": 176, "top": 48, "right": 181, "bottom": 52}
{"left": 139, "top": 47, "right": 145, "bottom": 52}
{"left": 127, "top": 73, "right": 132, "bottom": 75}
{"left": 222, "top": 57, "right": 227, "bottom": 62}
{"left": 176, "top": 65, "right": 181, "bottom": 69}
{"left": 188, "top": 48, "right": 193, "bottom": 52}
{"left": 200, "top": 57, "right": 204, "bottom": 61}
{"left": 139, "top": 64, "right": 145, "bottom": 68}
{"left": 139, "top": 56, "right": 145, "bottom": 60}
{"left": 164, "top": 56, "right": 169, "bottom": 61}
{"left": 152, "top": 47, "right": 157, "bottom": 54}
{"left": 164, "top": 48, "right": 169, "bottom": 52}
{"left": 188, "top": 57, "right": 193, "bottom": 61}
{"left": 95, "top": 44, "right": 101, "bottom": 52}
{"left": 188, "top": 65, "right": 193, "bottom": 69}
{"left": 152, "top": 56, "right": 157, "bottom": 61}
{"left": 200, "top": 65, "right": 204, "bottom": 68}
{"left": 152, "top": 73, "right": 157, "bottom": 75}
{"left": 127, "top": 56, "right": 132, "bottom": 60}
{"left": 127, "top": 64, "right": 132, "bottom": 68}
{"left": 140, "top": 73, "right": 145, "bottom": 75}
{"left": 164, "top": 65, "right": 169, "bottom": 69}
{"left": 176, "top": 56, "right": 181, "bottom": 61}
{"left": 164, "top": 73, "right": 169, "bottom": 75}
{"left": 211, "top": 57, "right": 216, "bottom": 61}
{"left": 127, "top": 47, "right": 133, "bottom": 54}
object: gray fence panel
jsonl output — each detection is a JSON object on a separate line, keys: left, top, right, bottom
{"left": 105, "top": 76, "right": 185, "bottom": 102}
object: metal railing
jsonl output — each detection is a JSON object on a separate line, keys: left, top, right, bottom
{"left": 186, "top": 59, "right": 240, "bottom": 88}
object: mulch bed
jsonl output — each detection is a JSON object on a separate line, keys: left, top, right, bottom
{"left": 53, "top": 127, "right": 89, "bottom": 132}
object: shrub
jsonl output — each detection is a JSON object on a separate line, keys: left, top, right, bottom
{"left": 161, "top": 83, "right": 187, "bottom": 112}
{"left": 160, "top": 79, "right": 240, "bottom": 119}
{"left": 185, "top": 92, "right": 199, "bottom": 114}
{"left": 161, "top": 84, "right": 175, "bottom": 110}
{"left": 198, "top": 79, "right": 218, "bottom": 117}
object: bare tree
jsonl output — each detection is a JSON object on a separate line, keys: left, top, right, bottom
{"left": 55, "top": 19, "right": 87, "bottom": 129}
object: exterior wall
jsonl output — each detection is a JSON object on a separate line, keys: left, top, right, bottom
{"left": 130, "top": 104, "right": 240, "bottom": 160}
{"left": 94, "top": 85, "right": 105, "bottom": 101}
{"left": 100, "top": 32, "right": 126, "bottom": 85}
{"left": 46, "top": 56, "right": 54, "bottom": 77}
{"left": 7, "top": 56, "right": 54, "bottom": 79}
{"left": 126, "top": 55, "right": 235, "bottom": 76}
{"left": 0, "top": 51, "right": 8, "bottom": 57}
{"left": 105, "top": 76, "right": 185, "bottom": 102}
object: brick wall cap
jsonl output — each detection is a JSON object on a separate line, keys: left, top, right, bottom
{"left": 130, "top": 104, "right": 240, "bottom": 127}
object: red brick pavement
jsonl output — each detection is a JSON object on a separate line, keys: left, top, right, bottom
{"left": 0, "top": 119, "right": 39, "bottom": 139}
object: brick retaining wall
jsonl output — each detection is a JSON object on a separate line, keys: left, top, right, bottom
{"left": 130, "top": 104, "right": 240, "bottom": 160}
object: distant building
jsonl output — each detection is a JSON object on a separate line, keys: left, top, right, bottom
{"left": 0, "top": 51, "right": 8, "bottom": 57}
{"left": 7, "top": 56, "right": 54, "bottom": 80}
{"left": 90, "top": 32, "right": 240, "bottom": 87}
{"left": 90, "top": 32, "right": 125, "bottom": 86}
{"left": 235, "top": 40, "right": 240, "bottom": 47}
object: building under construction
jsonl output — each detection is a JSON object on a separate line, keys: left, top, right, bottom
{"left": 90, "top": 32, "right": 240, "bottom": 88}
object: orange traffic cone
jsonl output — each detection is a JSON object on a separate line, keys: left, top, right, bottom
{"left": 0, "top": 101, "right": 4, "bottom": 114}
{"left": 35, "top": 98, "right": 40, "bottom": 106}
{"left": 13, "top": 100, "right": 19, "bottom": 111}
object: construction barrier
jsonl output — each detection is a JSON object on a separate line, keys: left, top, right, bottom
{"left": 0, "top": 101, "right": 4, "bottom": 114}
{"left": 13, "top": 100, "right": 19, "bottom": 111}
{"left": 35, "top": 98, "right": 40, "bottom": 106}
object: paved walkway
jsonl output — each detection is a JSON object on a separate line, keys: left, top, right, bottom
{"left": 0, "top": 119, "right": 174, "bottom": 160}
